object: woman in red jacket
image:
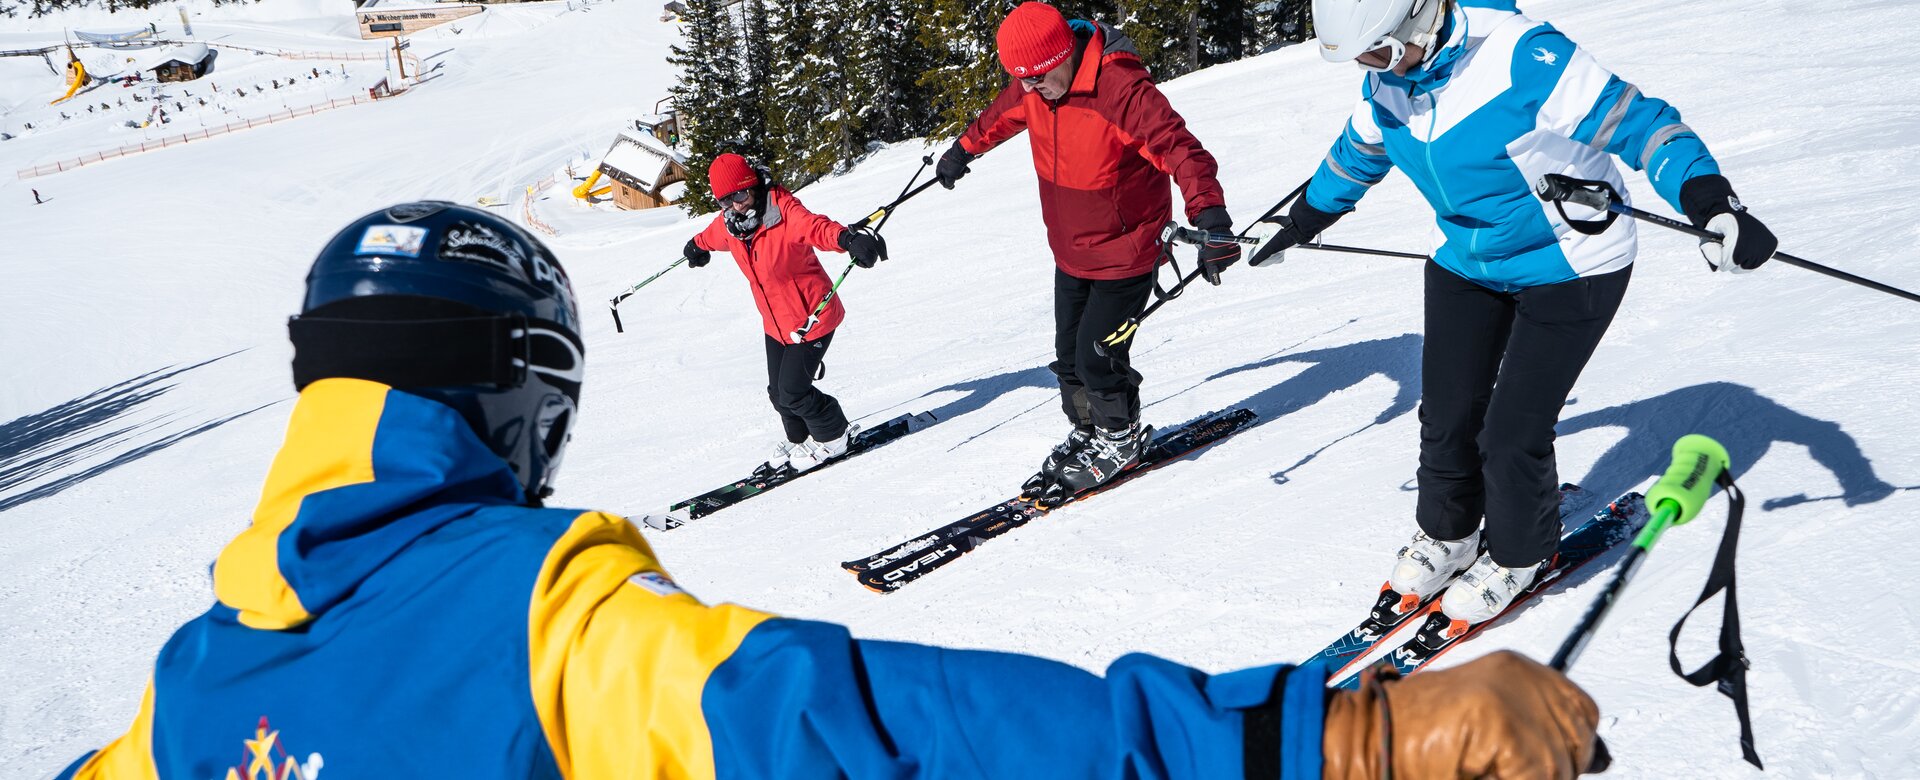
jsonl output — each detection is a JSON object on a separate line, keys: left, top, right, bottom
{"left": 682, "top": 153, "right": 885, "bottom": 472}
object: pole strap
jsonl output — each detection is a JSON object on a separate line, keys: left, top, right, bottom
{"left": 1667, "top": 471, "right": 1763, "bottom": 768}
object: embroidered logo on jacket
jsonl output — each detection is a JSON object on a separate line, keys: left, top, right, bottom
{"left": 1532, "top": 47, "right": 1559, "bottom": 66}
{"left": 224, "top": 716, "right": 323, "bottom": 780}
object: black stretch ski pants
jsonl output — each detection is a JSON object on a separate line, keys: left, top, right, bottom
{"left": 1051, "top": 268, "right": 1156, "bottom": 431}
{"left": 764, "top": 333, "right": 847, "bottom": 443}
{"left": 1416, "top": 260, "right": 1632, "bottom": 568}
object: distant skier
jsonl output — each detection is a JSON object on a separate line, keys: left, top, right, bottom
{"left": 32, "top": 189, "right": 44, "bottom": 205}
{"left": 682, "top": 152, "right": 886, "bottom": 472}
{"left": 58, "top": 204, "right": 1606, "bottom": 779}
{"left": 1252, "top": 0, "right": 1779, "bottom": 627}
{"left": 934, "top": 1, "right": 1241, "bottom": 503}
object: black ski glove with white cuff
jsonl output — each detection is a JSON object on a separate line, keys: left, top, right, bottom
{"left": 1681, "top": 174, "right": 1777, "bottom": 273}
{"left": 683, "top": 238, "right": 711, "bottom": 268}
{"left": 1194, "top": 206, "right": 1239, "bottom": 285}
{"left": 935, "top": 141, "right": 975, "bottom": 190}
{"left": 840, "top": 228, "right": 887, "bottom": 268}
{"left": 1250, "top": 197, "right": 1344, "bottom": 267}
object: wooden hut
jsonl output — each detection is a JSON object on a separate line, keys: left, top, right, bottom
{"left": 145, "top": 43, "right": 212, "bottom": 83}
{"left": 595, "top": 133, "right": 688, "bottom": 210}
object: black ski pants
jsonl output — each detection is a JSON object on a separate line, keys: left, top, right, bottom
{"left": 764, "top": 333, "right": 847, "bottom": 443}
{"left": 1051, "top": 268, "right": 1156, "bottom": 431}
{"left": 1417, "top": 260, "right": 1632, "bottom": 567}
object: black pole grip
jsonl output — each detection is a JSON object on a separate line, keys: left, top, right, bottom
{"left": 1536, "top": 173, "right": 1615, "bottom": 211}
{"left": 610, "top": 304, "right": 625, "bottom": 334}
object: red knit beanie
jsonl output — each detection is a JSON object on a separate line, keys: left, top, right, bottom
{"left": 708, "top": 153, "right": 758, "bottom": 199}
{"left": 996, "top": 2, "right": 1074, "bottom": 78}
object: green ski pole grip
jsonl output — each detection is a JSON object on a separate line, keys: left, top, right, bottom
{"left": 1644, "top": 434, "right": 1731, "bottom": 528}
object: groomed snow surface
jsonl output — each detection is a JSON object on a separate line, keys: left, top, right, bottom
{"left": 4, "top": 0, "right": 1918, "bottom": 777}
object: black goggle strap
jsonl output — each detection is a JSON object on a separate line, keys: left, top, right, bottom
{"left": 1667, "top": 471, "right": 1763, "bottom": 769}
{"left": 1548, "top": 174, "right": 1624, "bottom": 236}
{"left": 289, "top": 314, "right": 535, "bottom": 391}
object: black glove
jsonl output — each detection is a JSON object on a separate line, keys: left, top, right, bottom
{"left": 1681, "top": 174, "right": 1776, "bottom": 273}
{"left": 839, "top": 227, "right": 887, "bottom": 269}
{"left": 1250, "top": 197, "right": 1344, "bottom": 267}
{"left": 935, "top": 140, "right": 975, "bottom": 190}
{"left": 683, "top": 237, "right": 711, "bottom": 269}
{"left": 1193, "top": 206, "right": 1239, "bottom": 285}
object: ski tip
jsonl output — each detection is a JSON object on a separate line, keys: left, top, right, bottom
{"left": 638, "top": 509, "right": 689, "bottom": 531}
{"left": 840, "top": 560, "right": 868, "bottom": 574}
{"left": 858, "top": 579, "right": 894, "bottom": 595}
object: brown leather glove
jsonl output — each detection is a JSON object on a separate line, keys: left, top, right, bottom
{"left": 1324, "top": 651, "right": 1604, "bottom": 779}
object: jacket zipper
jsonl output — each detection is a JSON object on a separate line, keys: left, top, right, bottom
{"left": 739, "top": 233, "right": 785, "bottom": 335}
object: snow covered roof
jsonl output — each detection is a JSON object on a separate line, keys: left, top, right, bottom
{"left": 140, "top": 43, "right": 212, "bottom": 71}
{"left": 597, "top": 132, "right": 687, "bottom": 189}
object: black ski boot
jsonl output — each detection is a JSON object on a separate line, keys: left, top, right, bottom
{"left": 1021, "top": 426, "right": 1094, "bottom": 498}
{"left": 1038, "top": 422, "right": 1151, "bottom": 506}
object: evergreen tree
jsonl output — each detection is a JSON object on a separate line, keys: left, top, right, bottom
{"left": 914, "top": 0, "right": 1007, "bottom": 138}
{"left": 667, "top": 0, "right": 747, "bottom": 213}
{"left": 1115, "top": 0, "right": 1201, "bottom": 80}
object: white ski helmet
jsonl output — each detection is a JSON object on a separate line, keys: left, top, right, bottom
{"left": 1311, "top": 0, "right": 1448, "bottom": 71}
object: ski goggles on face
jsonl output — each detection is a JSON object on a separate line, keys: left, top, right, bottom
{"left": 724, "top": 189, "right": 753, "bottom": 204}
{"left": 1354, "top": 36, "right": 1408, "bottom": 72}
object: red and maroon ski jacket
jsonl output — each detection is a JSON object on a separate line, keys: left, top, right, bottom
{"left": 694, "top": 186, "right": 849, "bottom": 342}
{"left": 959, "top": 21, "right": 1227, "bottom": 280}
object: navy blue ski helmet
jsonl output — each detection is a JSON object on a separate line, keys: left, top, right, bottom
{"left": 290, "top": 201, "right": 583, "bottom": 502}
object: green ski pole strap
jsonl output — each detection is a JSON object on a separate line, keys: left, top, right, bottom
{"left": 1667, "top": 472, "right": 1762, "bottom": 769}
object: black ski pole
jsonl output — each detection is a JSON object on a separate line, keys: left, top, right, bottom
{"left": 1295, "top": 241, "right": 1428, "bottom": 261}
{"left": 609, "top": 256, "right": 687, "bottom": 333}
{"left": 789, "top": 156, "right": 939, "bottom": 344}
{"left": 1536, "top": 173, "right": 1920, "bottom": 305}
{"left": 1095, "top": 181, "right": 1313, "bottom": 352}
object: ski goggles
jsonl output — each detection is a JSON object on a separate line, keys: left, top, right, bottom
{"left": 724, "top": 189, "right": 753, "bottom": 204}
{"left": 1354, "top": 37, "right": 1410, "bottom": 73}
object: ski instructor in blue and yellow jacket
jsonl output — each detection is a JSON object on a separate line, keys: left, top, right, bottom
{"left": 59, "top": 203, "right": 1603, "bottom": 779}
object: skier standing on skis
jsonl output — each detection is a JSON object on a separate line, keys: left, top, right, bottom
{"left": 1252, "top": 0, "right": 1778, "bottom": 626}
{"left": 934, "top": 1, "right": 1242, "bottom": 504}
{"left": 682, "top": 152, "right": 886, "bottom": 473}
{"left": 60, "top": 203, "right": 1608, "bottom": 779}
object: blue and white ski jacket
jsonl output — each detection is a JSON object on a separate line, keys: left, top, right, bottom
{"left": 1306, "top": 0, "right": 1721, "bottom": 290}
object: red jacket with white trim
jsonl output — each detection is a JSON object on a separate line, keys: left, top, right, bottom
{"left": 959, "top": 21, "right": 1227, "bottom": 280}
{"left": 694, "top": 186, "right": 848, "bottom": 342}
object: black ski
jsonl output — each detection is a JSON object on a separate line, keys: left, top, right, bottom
{"left": 1332, "top": 491, "right": 1650, "bottom": 689}
{"left": 1296, "top": 484, "right": 1594, "bottom": 682}
{"left": 844, "top": 407, "right": 1258, "bottom": 592}
{"left": 639, "top": 411, "right": 937, "bottom": 531}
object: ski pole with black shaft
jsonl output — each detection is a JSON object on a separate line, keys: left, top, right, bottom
{"left": 1551, "top": 433, "right": 1730, "bottom": 672}
{"left": 1294, "top": 241, "right": 1428, "bottom": 261}
{"left": 609, "top": 256, "right": 687, "bottom": 333}
{"left": 787, "top": 156, "right": 939, "bottom": 344}
{"left": 1550, "top": 432, "right": 1763, "bottom": 768}
{"left": 1094, "top": 181, "right": 1311, "bottom": 354}
{"left": 1536, "top": 173, "right": 1920, "bottom": 305}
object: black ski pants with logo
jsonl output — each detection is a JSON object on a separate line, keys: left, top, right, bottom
{"left": 1051, "top": 268, "right": 1156, "bottom": 432}
{"left": 765, "top": 332, "right": 848, "bottom": 443}
{"left": 1417, "top": 260, "right": 1632, "bottom": 568}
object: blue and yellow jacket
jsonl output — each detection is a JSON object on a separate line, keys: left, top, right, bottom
{"left": 59, "top": 378, "right": 1329, "bottom": 779}
{"left": 1308, "top": 0, "right": 1722, "bottom": 290}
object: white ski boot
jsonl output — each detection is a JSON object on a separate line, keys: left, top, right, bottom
{"left": 788, "top": 423, "right": 860, "bottom": 473}
{"left": 766, "top": 440, "right": 807, "bottom": 474}
{"left": 1385, "top": 528, "right": 1482, "bottom": 610}
{"left": 1440, "top": 552, "right": 1543, "bottom": 625}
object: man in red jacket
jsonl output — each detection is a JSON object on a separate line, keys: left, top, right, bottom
{"left": 936, "top": 1, "right": 1241, "bottom": 502}
{"left": 683, "top": 153, "right": 885, "bottom": 472}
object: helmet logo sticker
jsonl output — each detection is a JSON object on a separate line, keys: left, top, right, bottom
{"left": 384, "top": 202, "right": 446, "bottom": 223}
{"left": 440, "top": 222, "right": 529, "bottom": 274}
{"left": 355, "top": 225, "right": 428, "bottom": 258}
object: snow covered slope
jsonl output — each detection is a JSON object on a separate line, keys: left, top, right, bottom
{"left": 4, "top": 0, "right": 1918, "bottom": 776}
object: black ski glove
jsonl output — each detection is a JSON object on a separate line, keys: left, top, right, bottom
{"left": 1681, "top": 174, "right": 1777, "bottom": 273}
{"left": 1250, "top": 198, "right": 1344, "bottom": 267}
{"left": 1194, "top": 206, "right": 1239, "bottom": 285}
{"left": 683, "top": 237, "right": 711, "bottom": 269}
{"left": 840, "top": 227, "right": 888, "bottom": 268}
{"left": 935, "top": 140, "right": 975, "bottom": 190}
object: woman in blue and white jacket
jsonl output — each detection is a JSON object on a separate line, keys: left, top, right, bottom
{"left": 1250, "top": 0, "right": 1779, "bottom": 625}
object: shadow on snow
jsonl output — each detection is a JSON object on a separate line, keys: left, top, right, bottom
{"left": 0, "top": 351, "right": 277, "bottom": 514}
